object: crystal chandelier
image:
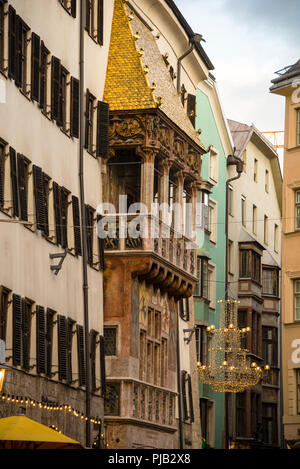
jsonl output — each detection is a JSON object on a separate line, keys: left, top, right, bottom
{"left": 197, "top": 299, "right": 269, "bottom": 393}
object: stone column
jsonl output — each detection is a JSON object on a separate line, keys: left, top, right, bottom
{"left": 140, "top": 149, "right": 156, "bottom": 213}
{"left": 173, "top": 170, "right": 184, "bottom": 235}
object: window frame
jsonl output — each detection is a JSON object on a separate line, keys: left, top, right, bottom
{"left": 241, "top": 195, "right": 246, "bottom": 227}
{"left": 295, "top": 190, "right": 300, "bottom": 231}
{"left": 294, "top": 279, "right": 300, "bottom": 321}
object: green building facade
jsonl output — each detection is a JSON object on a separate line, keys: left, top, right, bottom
{"left": 194, "top": 86, "right": 230, "bottom": 449}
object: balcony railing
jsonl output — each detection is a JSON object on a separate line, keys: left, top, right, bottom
{"left": 104, "top": 379, "right": 177, "bottom": 430}
{"left": 100, "top": 214, "right": 197, "bottom": 276}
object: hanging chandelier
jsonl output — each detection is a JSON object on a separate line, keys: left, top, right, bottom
{"left": 197, "top": 299, "right": 269, "bottom": 393}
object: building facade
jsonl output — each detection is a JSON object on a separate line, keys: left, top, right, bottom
{"left": 226, "top": 120, "right": 282, "bottom": 449}
{"left": 193, "top": 75, "right": 234, "bottom": 448}
{"left": 270, "top": 60, "right": 300, "bottom": 449}
{"left": 101, "top": 0, "right": 214, "bottom": 449}
{"left": 0, "top": 0, "right": 112, "bottom": 447}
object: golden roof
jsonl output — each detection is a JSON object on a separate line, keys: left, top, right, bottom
{"left": 103, "top": 0, "right": 157, "bottom": 111}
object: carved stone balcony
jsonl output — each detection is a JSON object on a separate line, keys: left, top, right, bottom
{"left": 102, "top": 213, "right": 197, "bottom": 299}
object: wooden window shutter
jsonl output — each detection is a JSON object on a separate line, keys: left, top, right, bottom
{"left": 90, "top": 330, "right": 97, "bottom": 393}
{"left": 31, "top": 32, "right": 40, "bottom": 102}
{"left": 0, "top": 146, "right": 4, "bottom": 207}
{"left": 33, "top": 165, "right": 46, "bottom": 232}
{"left": 22, "top": 300, "right": 31, "bottom": 371}
{"left": 60, "top": 188, "right": 69, "bottom": 249}
{"left": 46, "top": 309, "right": 54, "bottom": 377}
{"left": 181, "top": 370, "right": 188, "bottom": 420}
{"left": 100, "top": 334, "right": 106, "bottom": 397}
{"left": 71, "top": 0, "right": 76, "bottom": 18}
{"left": 39, "top": 42, "right": 48, "bottom": 111}
{"left": 8, "top": 5, "right": 16, "bottom": 79}
{"left": 66, "top": 319, "right": 74, "bottom": 384}
{"left": 36, "top": 305, "right": 46, "bottom": 374}
{"left": 15, "top": 15, "right": 23, "bottom": 88}
{"left": 17, "top": 153, "right": 28, "bottom": 221}
{"left": 12, "top": 294, "right": 22, "bottom": 366}
{"left": 85, "top": 205, "right": 94, "bottom": 266}
{"left": 70, "top": 77, "right": 80, "bottom": 138}
{"left": 42, "top": 174, "right": 49, "bottom": 237}
{"left": 77, "top": 324, "right": 86, "bottom": 387}
{"left": 187, "top": 94, "right": 196, "bottom": 128}
{"left": 51, "top": 56, "right": 61, "bottom": 121}
{"left": 187, "top": 374, "right": 194, "bottom": 423}
{"left": 58, "top": 315, "right": 67, "bottom": 381}
{"left": 96, "top": 101, "right": 109, "bottom": 158}
{"left": 72, "top": 195, "right": 82, "bottom": 255}
{"left": 97, "top": 0, "right": 104, "bottom": 45}
{"left": 84, "top": 89, "right": 90, "bottom": 149}
{"left": 0, "top": 287, "right": 9, "bottom": 342}
{"left": 9, "top": 147, "right": 19, "bottom": 217}
{"left": 53, "top": 182, "right": 62, "bottom": 245}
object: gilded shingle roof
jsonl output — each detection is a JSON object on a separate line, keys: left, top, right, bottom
{"left": 103, "top": 0, "right": 156, "bottom": 111}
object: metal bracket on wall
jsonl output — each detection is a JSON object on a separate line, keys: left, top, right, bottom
{"left": 49, "top": 249, "right": 68, "bottom": 276}
{"left": 183, "top": 327, "right": 196, "bottom": 344}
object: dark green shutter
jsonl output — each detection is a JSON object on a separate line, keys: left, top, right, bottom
{"left": 17, "top": 153, "right": 28, "bottom": 221}
{"left": 46, "top": 309, "right": 54, "bottom": 377}
{"left": 71, "top": 0, "right": 76, "bottom": 17}
{"left": 97, "top": 0, "right": 103, "bottom": 45}
{"left": 39, "top": 42, "right": 48, "bottom": 111}
{"left": 53, "top": 182, "right": 62, "bottom": 245}
{"left": 187, "top": 374, "right": 194, "bottom": 423}
{"left": 51, "top": 56, "right": 61, "bottom": 121}
{"left": 58, "top": 315, "right": 67, "bottom": 381}
{"left": 15, "top": 15, "right": 23, "bottom": 88}
{"left": 12, "top": 294, "right": 22, "bottom": 366}
{"left": 67, "top": 319, "right": 73, "bottom": 384}
{"left": 9, "top": 147, "right": 19, "bottom": 217}
{"left": 77, "top": 324, "right": 86, "bottom": 387}
{"left": 72, "top": 195, "right": 81, "bottom": 255}
{"left": 96, "top": 101, "right": 109, "bottom": 158}
{"left": 100, "top": 334, "right": 106, "bottom": 397}
{"left": 60, "top": 188, "right": 68, "bottom": 249}
{"left": 181, "top": 370, "right": 188, "bottom": 420}
{"left": 70, "top": 77, "right": 79, "bottom": 138}
{"left": 85, "top": 205, "right": 94, "bottom": 265}
{"left": 22, "top": 299, "right": 31, "bottom": 371}
{"left": 36, "top": 306, "right": 46, "bottom": 374}
{"left": 33, "top": 165, "right": 45, "bottom": 232}
{"left": 43, "top": 174, "right": 49, "bottom": 236}
{"left": 31, "top": 32, "right": 40, "bottom": 102}
{"left": 8, "top": 5, "right": 16, "bottom": 79}
{"left": 187, "top": 94, "right": 196, "bottom": 128}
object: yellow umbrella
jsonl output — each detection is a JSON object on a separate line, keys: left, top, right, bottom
{"left": 0, "top": 415, "right": 84, "bottom": 449}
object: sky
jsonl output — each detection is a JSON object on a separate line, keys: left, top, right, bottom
{"left": 174, "top": 0, "right": 300, "bottom": 158}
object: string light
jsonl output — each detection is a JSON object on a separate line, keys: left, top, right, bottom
{"left": 0, "top": 392, "right": 103, "bottom": 425}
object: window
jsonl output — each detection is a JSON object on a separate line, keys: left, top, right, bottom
{"left": 58, "top": 66, "right": 69, "bottom": 132}
{"left": 295, "top": 190, "right": 300, "bottom": 230}
{"left": 12, "top": 294, "right": 32, "bottom": 370}
{"left": 85, "top": 89, "right": 96, "bottom": 154}
{"left": 252, "top": 205, "right": 257, "bottom": 235}
{"left": 187, "top": 94, "right": 196, "bottom": 127}
{"left": 241, "top": 195, "right": 246, "bottom": 227}
{"left": 239, "top": 248, "right": 261, "bottom": 283}
{"left": 200, "top": 398, "right": 213, "bottom": 446}
{"left": 265, "top": 169, "right": 269, "bottom": 193}
{"left": 297, "top": 369, "right": 300, "bottom": 414}
{"left": 53, "top": 183, "right": 70, "bottom": 248}
{"left": 228, "top": 184, "right": 233, "bottom": 216}
{"left": 209, "top": 200, "right": 217, "bottom": 244}
{"left": 262, "top": 403, "right": 278, "bottom": 445}
{"left": 33, "top": 165, "right": 50, "bottom": 236}
{"left": 86, "top": 0, "right": 104, "bottom": 45}
{"left": 194, "top": 256, "right": 209, "bottom": 299}
{"left": 208, "top": 264, "right": 216, "bottom": 309}
{"left": 58, "top": 315, "right": 74, "bottom": 384}
{"left": 17, "top": 154, "right": 30, "bottom": 222}
{"left": 179, "top": 298, "right": 189, "bottom": 321}
{"left": 238, "top": 310, "right": 247, "bottom": 349}
{"left": 251, "top": 392, "right": 260, "bottom": 437}
{"left": 262, "top": 268, "right": 278, "bottom": 296}
{"left": 209, "top": 147, "right": 218, "bottom": 182}
{"left": 254, "top": 158, "right": 258, "bottom": 182}
{"left": 90, "top": 329, "right": 98, "bottom": 392}
{"left": 274, "top": 224, "right": 279, "bottom": 252}
{"left": 76, "top": 323, "right": 86, "bottom": 386}
{"left": 262, "top": 327, "right": 278, "bottom": 366}
{"left": 264, "top": 215, "right": 268, "bottom": 244}
{"left": 181, "top": 371, "right": 194, "bottom": 422}
{"left": 104, "top": 327, "right": 117, "bottom": 356}
{"left": 15, "top": 16, "right": 30, "bottom": 95}
{"left": 195, "top": 325, "right": 208, "bottom": 365}
{"left": 297, "top": 109, "right": 300, "bottom": 147}
{"left": 0, "top": 138, "right": 6, "bottom": 209}
{"left": 294, "top": 280, "right": 300, "bottom": 321}
{"left": 242, "top": 150, "right": 247, "bottom": 173}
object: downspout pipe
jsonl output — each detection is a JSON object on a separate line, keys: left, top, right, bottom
{"left": 177, "top": 44, "right": 195, "bottom": 94}
{"left": 79, "top": 0, "right": 91, "bottom": 448}
{"left": 224, "top": 154, "right": 243, "bottom": 450}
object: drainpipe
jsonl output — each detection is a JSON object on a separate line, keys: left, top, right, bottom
{"left": 177, "top": 34, "right": 205, "bottom": 94}
{"left": 79, "top": 0, "right": 91, "bottom": 448}
{"left": 224, "top": 153, "right": 244, "bottom": 450}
